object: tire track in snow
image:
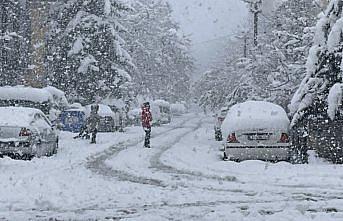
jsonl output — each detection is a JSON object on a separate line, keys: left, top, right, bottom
{"left": 87, "top": 115, "right": 239, "bottom": 189}
{"left": 86, "top": 115, "right": 201, "bottom": 187}
{"left": 149, "top": 119, "right": 237, "bottom": 183}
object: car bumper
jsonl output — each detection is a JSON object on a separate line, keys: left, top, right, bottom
{"left": 225, "top": 145, "right": 290, "bottom": 161}
{"left": 0, "top": 141, "right": 33, "bottom": 155}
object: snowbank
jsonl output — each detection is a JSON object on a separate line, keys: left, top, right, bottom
{"left": 222, "top": 101, "right": 290, "bottom": 135}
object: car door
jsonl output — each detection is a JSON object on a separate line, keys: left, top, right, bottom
{"left": 32, "top": 113, "right": 56, "bottom": 144}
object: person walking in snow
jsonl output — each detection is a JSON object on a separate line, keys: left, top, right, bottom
{"left": 141, "top": 102, "right": 152, "bottom": 148}
{"left": 88, "top": 104, "right": 101, "bottom": 144}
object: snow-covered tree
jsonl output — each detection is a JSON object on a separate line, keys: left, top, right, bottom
{"left": 47, "top": 0, "right": 133, "bottom": 104}
{"left": 290, "top": 0, "right": 343, "bottom": 124}
{"left": 196, "top": 0, "right": 320, "bottom": 110}
{"left": 289, "top": 0, "right": 343, "bottom": 163}
{"left": 124, "top": 0, "right": 193, "bottom": 102}
{"left": 0, "top": 0, "right": 31, "bottom": 86}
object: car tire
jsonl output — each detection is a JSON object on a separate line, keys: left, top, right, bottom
{"left": 52, "top": 139, "right": 58, "bottom": 155}
{"left": 22, "top": 154, "right": 33, "bottom": 161}
{"left": 223, "top": 152, "right": 229, "bottom": 161}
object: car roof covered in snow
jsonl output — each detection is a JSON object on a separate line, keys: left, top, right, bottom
{"left": 222, "top": 101, "right": 290, "bottom": 134}
{"left": 0, "top": 86, "right": 53, "bottom": 103}
{"left": 102, "top": 98, "right": 126, "bottom": 109}
{"left": 85, "top": 104, "right": 115, "bottom": 117}
{"left": 0, "top": 107, "right": 44, "bottom": 127}
{"left": 153, "top": 100, "right": 170, "bottom": 107}
{"left": 43, "top": 86, "right": 69, "bottom": 107}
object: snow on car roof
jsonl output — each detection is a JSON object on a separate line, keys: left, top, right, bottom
{"left": 0, "top": 107, "right": 43, "bottom": 127}
{"left": 222, "top": 101, "right": 290, "bottom": 134}
{"left": 102, "top": 98, "right": 126, "bottom": 108}
{"left": 43, "top": 86, "right": 69, "bottom": 106}
{"left": 85, "top": 104, "right": 115, "bottom": 117}
{"left": 0, "top": 86, "right": 53, "bottom": 103}
{"left": 153, "top": 99, "right": 170, "bottom": 107}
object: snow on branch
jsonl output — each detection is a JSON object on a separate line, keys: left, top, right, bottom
{"left": 328, "top": 83, "right": 343, "bottom": 120}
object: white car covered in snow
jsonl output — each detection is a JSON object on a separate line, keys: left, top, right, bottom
{"left": 0, "top": 107, "right": 58, "bottom": 160}
{"left": 222, "top": 101, "right": 291, "bottom": 162}
{"left": 85, "top": 104, "right": 117, "bottom": 132}
{"left": 152, "top": 100, "right": 172, "bottom": 124}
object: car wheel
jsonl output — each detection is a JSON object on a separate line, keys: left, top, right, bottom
{"left": 22, "top": 154, "right": 33, "bottom": 161}
{"left": 223, "top": 152, "right": 229, "bottom": 161}
{"left": 52, "top": 140, "right": 58, "bottom": 155}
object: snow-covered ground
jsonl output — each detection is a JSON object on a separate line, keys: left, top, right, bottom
{"left": 1, "top": 113, "right": 343, "bottom": 221}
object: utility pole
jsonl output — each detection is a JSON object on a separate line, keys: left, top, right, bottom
{"left": 242, "top": 0, "right": 262, "bottom": 46}
{"left": 235, "top": 31, "right": 248, "bottom": 58}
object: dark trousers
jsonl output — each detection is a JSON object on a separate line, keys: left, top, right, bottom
{"left": 91, "top": 128, "right": 97, "bottom": 144}
{"left": 144, "top": 127, "right": 151, "bottom": 147}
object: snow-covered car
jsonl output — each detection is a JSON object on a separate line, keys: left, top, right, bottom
{"left": 214, "top": 107, "right": 229, "bottom": 141}
{"left": 59, "top": 104, "right": 86, "bottom": 133}
{"left": 171, "top": 103, "right": 187, "bottom": 116}
{"left": 0, "top": 86, "right": 53, "bottom": 115}
{"left": 85, "top": 104, "right": 116, "bottom": 132}
{"left": 0, "top": 107, "right": 58, "bottom": 160}
{"left": 128, "top": 108, "right": 141, "bottom": 126}
{"left": 152, "top": 100, "right": 172, "bottom": 124}
{"left": 222, "top": 101, "right": 291, "bottom": 162}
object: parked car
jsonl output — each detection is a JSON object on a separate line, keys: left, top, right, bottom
{"left": 214, "top": 107, "right": 229, "bottom": 141}
{"left": 0, "top": 107, "right": 58, "bottom": 160}
{"left": 222, "top": 101, "right": 291, "bottom": 162}
{"left": 102, "top": 98, "right": 127, "bottom": 130}
{"left": 85, "top": 104, "right": 116, "bottom": 132}
{"left": 128, "top": 108, "right": 141, "bottom": 126}
{"left": 152, "top": 100, "right": 172, "bottom": 124}
{"left": 59, "top": 103, "right": 86, "bottom": 133}
{"left": 171, "top": 103, "right": 187, "bottom": 116}
{"left": 0, "top": 86, "right": 53, "bottom": 115}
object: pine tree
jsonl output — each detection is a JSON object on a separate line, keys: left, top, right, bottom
{"left": 290, "top": 0, "right": 343, "bottom": 163}
{"left": 124, "top": 0, "right": 193, "bottom": 102}
{"left": 0, "top": 0, "right": 31, "bottom": 86}
{"left": 47, "top": 0, "right": 133, "bottom": 104}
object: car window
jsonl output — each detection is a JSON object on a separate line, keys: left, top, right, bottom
{"left": 33, "top": 113, "right": 51, "bottom": 128}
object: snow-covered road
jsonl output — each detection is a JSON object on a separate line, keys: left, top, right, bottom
{"left": 1, "top": 113, "right": 343, "bottom": 221}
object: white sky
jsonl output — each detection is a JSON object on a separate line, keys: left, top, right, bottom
{"left": 167, "top": 0, "right": 248, "bottom": 44}
{"left": 166, "top": 0, "right": 249, "bottom": 77}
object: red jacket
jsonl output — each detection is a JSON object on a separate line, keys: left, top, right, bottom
{"left": 141, "top": 107, "right": 152, "bottom": 128}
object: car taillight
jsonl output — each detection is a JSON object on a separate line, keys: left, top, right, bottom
{"left": 227, "top": 133, "right": 239, "bottom": 143}
{"left": 19, "top": 128, "right": 32, "bottom": 137}
{"left": 279, "top": 133, "right": 289, "bottom": 143}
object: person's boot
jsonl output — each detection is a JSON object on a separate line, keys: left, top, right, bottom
{"left": 90, "top": 135, "right": 96, "bottom": 144}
